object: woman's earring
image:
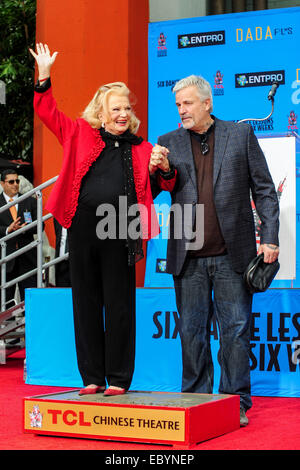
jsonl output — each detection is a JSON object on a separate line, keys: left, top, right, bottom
{"left": 99, "top": 113, "right": 105, "bottom": 128}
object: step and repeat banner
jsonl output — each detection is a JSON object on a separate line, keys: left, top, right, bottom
{"left": 145, "top": 6, "right": 300, "bottom": 288}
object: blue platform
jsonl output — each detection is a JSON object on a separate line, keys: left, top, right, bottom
{"left": 25, "top": 287, "right": 300, "bottom": 397}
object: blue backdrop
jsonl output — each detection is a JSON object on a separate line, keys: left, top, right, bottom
{"left": 145, "top": 6, "right": 300, "bottom": 288}
{"left": 147, "top": 7, "right": 299, "bottom": 139}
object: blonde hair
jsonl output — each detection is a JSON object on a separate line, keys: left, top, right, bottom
{"left": 81, "top": 82, "right": 140, "bottom": 133}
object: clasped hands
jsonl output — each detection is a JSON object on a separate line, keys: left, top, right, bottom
{"left": 7, "top": 217, "right": 26, "bottom": 234}
{"left": 149, "top": 144, "right": 170, "bottom": 175}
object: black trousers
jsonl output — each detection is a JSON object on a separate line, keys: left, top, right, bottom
{"left": 55, "top": 260, "right": 71, "bottom": 287}
{"left": 68, "top": 205, "right": 136, "bottom": 389}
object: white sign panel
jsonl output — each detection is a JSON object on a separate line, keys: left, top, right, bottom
{"left": 258, "top": 136, "right": 296, "bottom": 280}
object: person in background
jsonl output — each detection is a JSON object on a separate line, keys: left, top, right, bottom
{"left": 53, "top": 218, "right": 71, "bottom": 287}
{"left": 150, "top": 74, "right": 280, "bottom": 426}
{"left": 30, "top": 43, "right": 175, "bottom": 397}
{"left": 0, "top": 169, "right": 38, "bottom": 307}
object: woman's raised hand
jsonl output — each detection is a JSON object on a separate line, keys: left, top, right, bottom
{"left": 29, "top": 43, "right": 58, "bottom": 80}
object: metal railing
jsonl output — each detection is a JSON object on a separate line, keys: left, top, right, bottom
{"left": 0, "top": 175, "right": 69, "bottom": 312}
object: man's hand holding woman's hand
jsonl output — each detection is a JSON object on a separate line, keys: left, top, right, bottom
{"left": 149, "top": 144, "right": 170, "bottom": 175}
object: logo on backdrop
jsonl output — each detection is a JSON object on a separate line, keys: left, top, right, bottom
{"left": 156, "top": 259, "right": 167, "bottom": 273}
{"left": 213, "top": 70, "right": 224, "bottom": 96}
{"left": 287, "top": 111, "right": 298, "bottom": 131}
{"left": 157, "top": 32, "right": 167, "bottom": 57}
{"left": 236, "top": 25, "right": 293, "bottom": 42}
{"left": 178, "top": 30, "right": 225, "bottom": 49}
{"left": 235, "top": 70, "right": 285, "bottom": 88}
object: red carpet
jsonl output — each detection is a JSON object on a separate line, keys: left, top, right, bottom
{"left": 1, "top": 349, "right": 299, "bottom": 451}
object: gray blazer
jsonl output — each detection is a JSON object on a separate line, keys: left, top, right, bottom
{"left": 156, "top": 117, "right": 279, "bottom": 276}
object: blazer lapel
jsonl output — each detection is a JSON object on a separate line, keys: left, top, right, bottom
{"left": 17, "top": 197, "right": 24, "bottom": 219}
{"left": 0, "top": 193, "right": 13, "bottom": 225}
{"left": 176, "top": 127, "right": 197, "bottom": 191}
{"left": 213, "top": 119, "right": 229, "bottom": 188}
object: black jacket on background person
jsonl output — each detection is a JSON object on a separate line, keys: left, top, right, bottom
{"left": 0, "top": 192, "right": 38, "bottom": 305}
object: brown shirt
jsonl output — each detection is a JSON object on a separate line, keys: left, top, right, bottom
{"left": 188, "top": 127, "right": 226, "bottom": 257}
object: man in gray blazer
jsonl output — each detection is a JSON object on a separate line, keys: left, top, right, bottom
{"left": 150, "top": 75, "right": 280, "bottom": 426}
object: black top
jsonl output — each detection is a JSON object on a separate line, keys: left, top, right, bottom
{"left": 78, "top": 129, "right": 125, "bottom": 210}
{"left": 78, "top": 128, "right": 142, "bottom": 211}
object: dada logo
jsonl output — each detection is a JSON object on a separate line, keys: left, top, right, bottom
{"left": 236, "top": 26, "right": 273, "bottom": 42}
{"left": 236, "top": 25, "right": 293, "bottom": 42}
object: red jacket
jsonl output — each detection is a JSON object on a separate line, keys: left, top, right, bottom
{"left": 34, "top": 86, "right": 176, "bottom": 239}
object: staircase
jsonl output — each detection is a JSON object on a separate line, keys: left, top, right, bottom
{"left": 0, "top": 175, "right": 61, "bottom": 365}
{"left": 0, "top": 301, "right": 25, "bottom": 363}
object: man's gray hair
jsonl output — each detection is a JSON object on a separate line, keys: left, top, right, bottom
{"left": 173, "top": 75, "right": 213, "bottom": 112}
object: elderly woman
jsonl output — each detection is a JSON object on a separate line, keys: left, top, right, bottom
{"left": 30, "top": 43, "right": 176, "bottom": 396}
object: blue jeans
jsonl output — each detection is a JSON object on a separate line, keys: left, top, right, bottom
{"left": 173, "top": 254, "right": 253, "bottom": 411}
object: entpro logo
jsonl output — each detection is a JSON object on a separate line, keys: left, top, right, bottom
{"left": 235, "top": 70, "right": 285, "bottom": 88}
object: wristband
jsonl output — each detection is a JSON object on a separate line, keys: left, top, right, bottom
{"left": 158, "top": 165, "right": 176, "bottom": 180}
{"left": 34, "top": 77, "right": 51, "bottom": 93}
